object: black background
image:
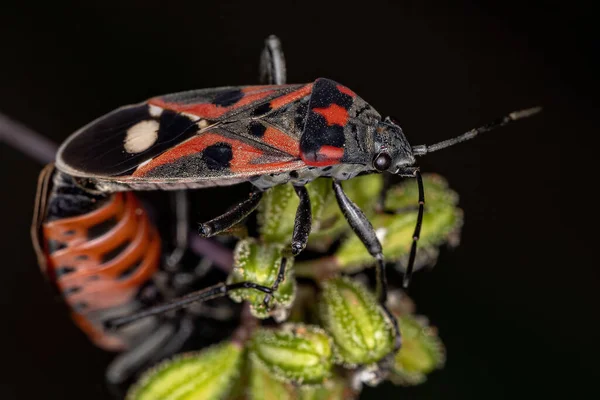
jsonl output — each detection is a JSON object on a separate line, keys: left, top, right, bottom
{"left": 1, "top": 1, "right": 598, "bottom": 399}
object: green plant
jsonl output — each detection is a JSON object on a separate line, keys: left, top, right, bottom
{"left": 127, "top": 174, "right": 461, "bottom": 399}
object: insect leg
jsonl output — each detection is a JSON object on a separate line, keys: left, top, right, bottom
{"left": 105, "top": 281, "right": 274, "bottom": 330}
{"left": 198, "top": 191, "right": 263, "bottom": 237}
{"left": 332, "top": 180, "right": 401, "bottom": 352}
{"left": 260, "top": 35, "right": 286, "bottom": 85}
{"left": 165, "top": 190, "right": 189, "bottom": 271}
{"left": 397, "top": 169, "right": 425, "bottom": 288}
{"left": 261, "top": 256, "right": 288, "bottom": 308}
{"left": 332, "top": 180, "right": 387, "bottom": 302}
{"left": 291, "top": 185, "right": 312, "bottom": 255}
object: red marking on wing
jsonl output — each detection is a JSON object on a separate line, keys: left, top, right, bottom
{"left": 263, "top": 126, "right": 300, "bottom": 156}
{"left": 148, "top": 97, "right": 226, "bottom": 119}
{"left": 337, "top": 84, "right": 356, "bottom": 97}
{"left": 270, "top": 84, "right": 313, "bottom": 109}
{"left": 149, "top": 87, "right": 276, "bottom": 119}
{"left": 133, "top": 132, "right": 302, "bottom": 176}
{"left": 234, "top": 88, "right": 277, "bottom": 109}
{"left": 301, "top": 145, "right": 344, "bottom": 167}
{"left": 312, "top": 104, "right": 349, "bottom": 126}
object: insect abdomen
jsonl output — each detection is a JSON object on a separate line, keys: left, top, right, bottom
{"left": 39, "top": 171, "right": 161, "bottom": 350}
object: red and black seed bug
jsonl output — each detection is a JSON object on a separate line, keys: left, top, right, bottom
{"left": 31, "top": 34, "right": 541, "bottom": 381}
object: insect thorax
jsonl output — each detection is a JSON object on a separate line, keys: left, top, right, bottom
{"left": 249, "top": 163, "right": 370, "bottom": 190}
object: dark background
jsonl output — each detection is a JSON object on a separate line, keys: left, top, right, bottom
{"left": 1, "top": 1, "right": 597, "bottom": 399}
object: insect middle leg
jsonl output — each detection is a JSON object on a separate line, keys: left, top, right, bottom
{"left": 260, "top": 34, "right": 286, "bottom": 85}
{"left": 198, "top": 191, "right": 264, "bottom": 237}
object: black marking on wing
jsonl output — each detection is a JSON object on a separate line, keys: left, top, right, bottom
{"left": 249, "top": 121, "right": 267, "bottom": 137}
{"left": 212, "top": 89, "right": 244, "bottom": 107}
{"left": 202, "top": 143, "right": 233, "bottom": 170}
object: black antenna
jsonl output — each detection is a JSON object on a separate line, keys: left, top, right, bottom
{"left": 412, "top": 106, "right": 542, "bottom": 156}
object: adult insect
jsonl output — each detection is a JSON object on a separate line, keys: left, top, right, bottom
{"left": 32, "top": 35, "right": 540, "bottom": 373}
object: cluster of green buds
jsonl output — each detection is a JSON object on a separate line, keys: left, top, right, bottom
{"left": 127, "top": 174, "right": 460, "bottom": 399}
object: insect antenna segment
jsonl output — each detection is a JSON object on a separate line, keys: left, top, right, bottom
{"left": 411, "top": 106, "right": 542, "bottom": 156}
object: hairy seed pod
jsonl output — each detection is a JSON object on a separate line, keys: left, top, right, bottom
{"left": 319, "top": 276, "right": 395, "bottom": 366}
{"left": 249, "top": 357, "right": 296, "bottom": 400}
{"left": 249, "top": 323, "right": 333, "bottom": 385}
{"left": 249, "top": 358, "right": 353, "bottom": 400}
{"left": 126, "top": 341, "right": 242, "bottom": 400}
{"left": 228, "top": 238, "right": 296, "bottom": 319}
{"left": 391, "top": 315, "right": 446, "bottom": 386}
{"left": 298, "top": 373, "right": 355, "bottom": 400}
{"left": 258, "top": 179, "right": 331, "bottom": 245}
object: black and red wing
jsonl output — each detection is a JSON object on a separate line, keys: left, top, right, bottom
{"left": 55, "top": 84, "right": 311, "bottom": 181}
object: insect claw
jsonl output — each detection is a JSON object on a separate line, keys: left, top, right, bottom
{"left": 402, "top": 273, "right": 412, "bottom": 288}
{"left": 198, "top": 223, "right": 213, "bottom": 237}
{"left": 262, "top": 294, "right": 272, "bottom": 309}
{"left": 291, "top": 241, "right": 305, "bottom": 256}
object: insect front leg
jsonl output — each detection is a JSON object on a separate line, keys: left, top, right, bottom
{"left": 394, "top": 168, "right": 425, "bottom": 288}
{"left": 198, "top": 191, "right": 263, "bottom": 237}
{"left": 332, "top": 180, "right": 401, "bottom": 352}
{"left": 332, "top": 180, "right": 388, "bottom": 303}
{"left": 260, "top": 34, "right": 286, "bottom": 85}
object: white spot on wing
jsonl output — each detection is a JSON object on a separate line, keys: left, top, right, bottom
{"left": 148, "top": 105, "right": 163, "bottom": 117}
{"left": 124, "top": 120, "right": 159, "bottom": 153}
{"left": 181, "top": 112, "right": 209, "bottom": 130}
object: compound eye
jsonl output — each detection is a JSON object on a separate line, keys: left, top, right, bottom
{"left": 373, "top": 153, "right": 392, "bottom": 171}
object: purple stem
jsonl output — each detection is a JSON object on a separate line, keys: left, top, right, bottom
{"left": 189, "top": 235, "right": 234, "bottom": 272}
{"left": 0, "top": 112, "right": 57, "bottom": 164}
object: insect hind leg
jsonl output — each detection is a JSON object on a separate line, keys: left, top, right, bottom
{"left": 104, "top": 281, "right": 274, "bottom": 330}
{"left": 260, "top": 35, "right": 286, "bottom": 85}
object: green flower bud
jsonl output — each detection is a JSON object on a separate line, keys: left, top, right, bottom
{"left": 127, "top": 341, "right": 242, "bottom": 400}
{"left": 249, "top": 324, "right": 334, "bottom": 385}
{"left": 391, "top": 315, "right": 446, "bottom": 386}
{"left": 258, "top": 179, "right": 331, "bottom": 246}
{"left": 249, "top": 357, "right": 296, "bottom": 400}
{"left": 335, "top": 174, "right": 463, "bottom": 272}
{"left": 298, "top": 373, "right": 354, "bottom": 400}
{"left": 249, "top": 359, "right": 353, "bottom": 400}
{"left": 319, "top": 277, "right": 395, "bottom": 366}
{"left": 228, "top": 238, "right": 295, "bottom": 319}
